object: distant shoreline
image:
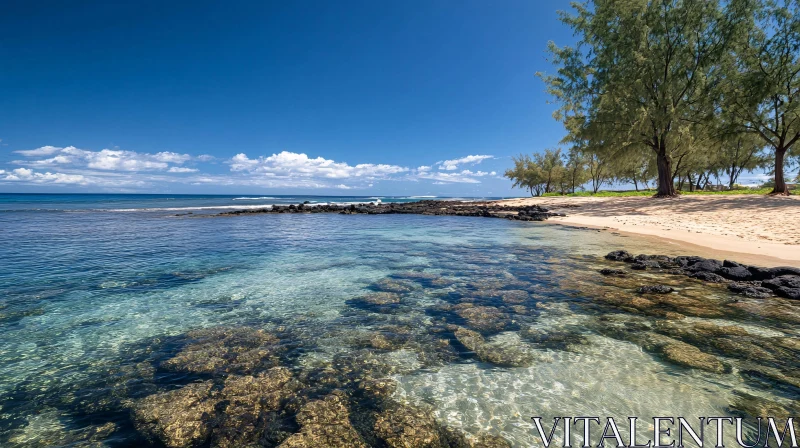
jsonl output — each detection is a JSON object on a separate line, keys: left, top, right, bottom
{"left": 204, "top": 194, "right": 800, "bottom": 265}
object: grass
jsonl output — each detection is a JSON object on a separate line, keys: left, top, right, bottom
{"left": 541, "top": 187, "right": 780, "bottom": 197}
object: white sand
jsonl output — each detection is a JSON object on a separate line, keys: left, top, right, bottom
{"left": 495, "top": 195, "right": 800, "bottom": 264}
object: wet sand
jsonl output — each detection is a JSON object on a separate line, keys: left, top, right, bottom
{"left": 495, "top": 195, "right": 800, "bottom": 264}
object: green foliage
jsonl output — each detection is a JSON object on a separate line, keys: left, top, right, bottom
{"left": 536, "top": 0, "right": 799, "bottom": 196}
{"left": 504, "top": 149, "right": 567, "bottom": 196}
{"left": 722, "top": 0, "right": 800, "bottom": 194}
{"left": 539, "top": 0, "right": 749, "bottom": 196}
{"left": 540, "top": 187, "right": 775, "bottom": 197}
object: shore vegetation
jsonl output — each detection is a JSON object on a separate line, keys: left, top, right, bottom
{"left": 525, "top": 0, "right": 800, "bottom": 197}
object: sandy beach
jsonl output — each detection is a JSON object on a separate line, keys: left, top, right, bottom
{"left": 497, "top": 195, "right": 800, "bottom": 263}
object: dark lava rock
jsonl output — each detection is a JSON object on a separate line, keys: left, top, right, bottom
{"left": 686, "top": 258, "right": 723, "bottom": 273}
{"left": 631, "top": 260, "right": 661, "bottom": 270}
{"left": 605, "top": 250, "right": 634, "bottom": 262}
{"left": 599, "top": 268, "right": 626, "bottom": 277}
{"left": 218, "top": 200, "right": 563, "bottom": 222}
{"left": 769, "top": 266, "right": 800, "bottom": 277}
{"left": 777, "top": 287, "right": 800, "bottom": 300}
{"left": 637, "top": 285, "right": 674, "bottom": 294}
{"left": 747, "top": 266, "right": 775, "bottom": 281}
{"left": 634, "top": 254, "right": 675, "bottom": 266}
{"left": 718, "top": 266, "right": 753, "bottom": 281}
{"left": 763, "top": 275, "right": 800, "bottom": 291}
{"left": 727, "top": 282, "right": 773, "bottom": 299}
{"left": 688, "top": 271, "right": 727, "bottom": 283}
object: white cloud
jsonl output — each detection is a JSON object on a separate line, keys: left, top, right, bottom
{"left": 14, "top": 145, "right": 62, "bottom": 157}
{"left": 4, "top": 145, "right": 502, "bottom": 191}
{"left": 14, "top": 146, "right": 194, "bottom": 172}
{"left": 416, "top": 169, "right": 494, "bottom": 184}
{"left": 439, "top": 155, "right": 493, "bottom": 170}
{"left": 229, "top": 151, "right": 408, "bottom": 180}
{"left": 1, "top": 167, "right": 90, "bottom": 185}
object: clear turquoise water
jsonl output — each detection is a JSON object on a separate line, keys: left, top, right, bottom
{"left": 0, "top": 194, "right": 797, "bottom": 447}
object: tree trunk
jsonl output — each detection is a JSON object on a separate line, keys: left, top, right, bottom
{"left": 771, "top": 148, "right": 789, "bottom": 195}
{"left": 728, "top": 165, "right": 736, "bottom": 190}
{"left": 655, "top": 151, "right": 676, "bottom": 197}
{"left": 632, "top": 172, "right": 639, "bottom": 191}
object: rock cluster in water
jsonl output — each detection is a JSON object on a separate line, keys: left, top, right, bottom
{"left": 216, "top": 200, "right": 564, "bottom": 221}
{"left": 604, "top": 250, "right": 800, "bottom": 300}
{"left": 585, "top": 250, "right": 800, "bottom": 398}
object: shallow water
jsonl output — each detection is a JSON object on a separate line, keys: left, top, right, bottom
{"left": 0, "top": 196, "right": 797, "bottom": 447}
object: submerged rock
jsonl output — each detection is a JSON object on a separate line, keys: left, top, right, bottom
{"left": 499, "top": 289, "right": 530, "bottom": 304}
{"left": 162, "top": 327, "right": 284, "bottom": 375}
{"left": 347, "top": 292, "right": 407, "bottom": 314}
{"left": 371, "top": 278, "right": 417, "bottom": 294}
{"left": 133, "top": 381, "right": 217, "bottom": 447}
{"left": 455, "top": 306, "right": 513, "bottom": 333}
{"left": 728, "top": 392, "right": 800, "bottom": 421}
{"left": 453, "top": 327, "right": 533, "bottom": 367}
{"left": 374, "top": 402, "right": 449, "bottom": 448}
{"left": 637, "top": 285, "right": 674, "bottom": 294}
{"left": 661, "top": 342, "right": 728, "bottom": 373}
{"left": 639, "top": 333, "right": 729, "bottom": 374}
{"left": 599, "top": 268, "right": 626, "bottom": 277}
{"left": 357, "top": 292, "right": 402, "bottom": 305}
{"left": 279, "top": 392, "right": 369, "bottom": 448}
{"left": 520, "top": 327, "right": 587, "bottom": 352}
{"left": 213, "top": 367, "right": 302, "bottom": 447}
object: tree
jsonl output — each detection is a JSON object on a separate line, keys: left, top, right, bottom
{"left": 505, "top": 155, "right": 541, "bottom": 196}
{"left": 504, "top": 149, "right": 567, "bottom": 196}
{"left": 613, "top": 146, "right": 657, "bottom": 191}
{"left": 535, "top": 148, "right": 565, "bottom": 193}
{"left": 724, "top": 0, "right": 800, "bottom": 195}
{"left": 540, "top": 0, "right": 749, "bottom": 196}
{"left": 563, "top": 147, "right": 590, "bottom": 193}
{"left": 711, "top": 132, "right": 767, "bottom": 189}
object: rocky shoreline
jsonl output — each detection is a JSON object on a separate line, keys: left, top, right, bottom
{"left": 213, "top": 200, "right": 564, "bottom": 221}
{"left": 603, "top": 250, "right": 800, "bottom": 300}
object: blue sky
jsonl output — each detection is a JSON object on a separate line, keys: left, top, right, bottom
{"left": 0, "top": 0, "right": 577, "bottom": 196}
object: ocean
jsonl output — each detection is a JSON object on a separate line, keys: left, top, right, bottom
{"left": 0, "top": 194, "right": 795, "bottom": 447}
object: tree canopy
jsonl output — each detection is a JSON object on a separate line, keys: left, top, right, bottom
{"left": 534, "top": 0, "right": 799, "bottom": 196}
